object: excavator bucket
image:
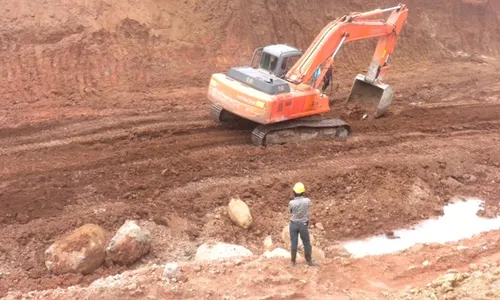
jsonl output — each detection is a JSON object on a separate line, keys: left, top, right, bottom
{"left": 345, "top": 74, "right": 393, "bottom": 119}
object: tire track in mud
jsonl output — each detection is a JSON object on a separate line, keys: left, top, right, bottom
{"left": 161, "top": 131, "right": 500, "bottom": 197}
{"left": 0, "top": 119, "right": 217, "bottom": 156}
{"left": 2, "top": 112, "right": 500, "bottom": 182}
{"left": 2, "top": 101, "right": 500, "bottom": 156}
{"left": 0, "top": 108, "right": 210, "bottom": 146}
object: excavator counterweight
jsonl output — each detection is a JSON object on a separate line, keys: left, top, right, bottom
{"left": 207, "top": 4, "right": 408, "bottom": 145}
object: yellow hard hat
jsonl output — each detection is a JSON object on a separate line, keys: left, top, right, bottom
{"left": 293, "top": 182, "right": 305, "bottom": 194}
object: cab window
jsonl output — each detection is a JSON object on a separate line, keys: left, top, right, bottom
{"left": 259, "top": 53, "right": 278, "bottom": 72}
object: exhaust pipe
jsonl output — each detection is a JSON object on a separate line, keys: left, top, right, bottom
{"left": 345, "top": 74, "right": 393, "bottom": 119}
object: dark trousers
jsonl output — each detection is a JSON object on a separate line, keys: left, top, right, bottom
{"left": 322, "top": 76, "right": 330, "bottom": 93}
{"left": 289, "top": 221, "right": 312, "bottom": 263}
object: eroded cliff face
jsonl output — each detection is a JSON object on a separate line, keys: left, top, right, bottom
{"left": 0, "top": 0, "right": 498, "bottom": 101}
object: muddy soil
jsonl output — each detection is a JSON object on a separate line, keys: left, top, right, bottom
{"left": 1, "top": 0, "right": 500, "bottom": 298}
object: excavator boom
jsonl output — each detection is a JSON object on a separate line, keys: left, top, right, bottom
{"left": 287, "top": 5, "right": 407, "bottom": 86}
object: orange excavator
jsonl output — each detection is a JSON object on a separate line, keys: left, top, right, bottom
{"left": 207, "top": 4, "right": 408, "bottom": 146}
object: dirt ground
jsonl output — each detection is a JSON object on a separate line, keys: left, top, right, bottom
{"left": 1, "top": 0, "right": 500, "bottom": 299}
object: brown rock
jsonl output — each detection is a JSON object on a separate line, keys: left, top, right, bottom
{"left": 440, "top": 177, "right": 462, "bottom": 188}
{"left": 326, "top": 244, "right": 351, "bottom": 258}
{"left": 315, "top": 222, "right": 325, "bottom": 231}
{"left": 44, "top": 224, "right": 107, "bottom": 275}
{"left": 106, "top": 220, "right": 152, "bottom": 265}
{"left": 311, "top": 247, "right": 325, "bottom": 261}
{"left": 227, "top": 198, "right": 253, "bottom": 229}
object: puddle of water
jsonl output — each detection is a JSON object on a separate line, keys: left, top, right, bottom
{"left": 342, "top": 198, "right": 500, "bottom": 258}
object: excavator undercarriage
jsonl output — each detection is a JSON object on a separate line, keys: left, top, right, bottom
{"left": 211, "top": 104, "right": 351, "bottom": 146}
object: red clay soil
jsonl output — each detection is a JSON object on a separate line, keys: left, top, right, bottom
{"left": 1, "top": 0, "right": 500, "bottom": 297}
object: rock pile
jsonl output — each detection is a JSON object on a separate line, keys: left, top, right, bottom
{"left": 45, "top": 221, "right": 152, "bottom": 275}
{"left": 394, "top": 262, "right": 500, "bottom": 299}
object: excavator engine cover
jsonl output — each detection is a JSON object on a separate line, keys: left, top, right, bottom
{"left": 345, "top": 74, "right": 393, "bottom": 119}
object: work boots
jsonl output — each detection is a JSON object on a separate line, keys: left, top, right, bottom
{"left": 291, "top": 250, "right": 297, "bottom": 267}
{"left": 305, "top": 248, "right": 319, "bottom": 267}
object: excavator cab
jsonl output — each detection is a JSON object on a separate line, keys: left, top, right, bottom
{"left": 250, "top": 45, "right": 302, "bottom": 79}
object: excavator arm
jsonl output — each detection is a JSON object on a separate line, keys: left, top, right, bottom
{"left": 285, "top": 4, "right": 408, "bottom": 88}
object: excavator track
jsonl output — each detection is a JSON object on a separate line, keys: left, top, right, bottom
{"left": 211, "top": 103, "right": 241, "bottom": 123}
{"left": 251, "top": 118, "right": 352, "bottom": 146}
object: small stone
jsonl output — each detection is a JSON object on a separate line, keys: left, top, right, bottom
{"left": 447, "top": 269, "right": 458, "bottom": 274}
{"left": 457, "top": 245, "right": 468, "bottom": 251}
{"left": 440, "top": 177, "right": 462, "bottom": 187}
{"left": 409, "top": 266, "right": 417, "bottom": 271}
{"left": 299, "top": 280, "right": 307, "bottom": 285}
{"left": 441, "top": 281, "right": 453, "bottom": 293}
{"left": 194, "top": 265, "right": 202, "bottom": 272}
{"left": 423, "top": 260, "right": 430, "bottom": 267}
{"left": 263, "top": 236, "right": 273, "bottom": 250}
{"left": 340, "top": 258, "right": 351, "bottom": 266}
{"left": 312, "top": 246, "right": 326, "bottom": 261}
{"left": 326, "top": 244, "right": 351, "bottom": 258}
{"left": 126, "top": 282, "right": 137, "bottom": 291}
{"left": 177, "top": 274, "right": 188, "bottom": 282}
{"left": 163, "top": 263, "right": 180, "bottom": 279}
{"left": 469, "top": 264, "right": 479, "bottom": 271}
{"left": 315, "top": 222, "right": 324, "bottom": 231}
{"left": 463, "top": 174, "right": 477, "bottom": 182}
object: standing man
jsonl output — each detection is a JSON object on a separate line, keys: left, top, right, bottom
{"left": 288, "top": 182, "right": 318, "bottom": 267}
{"left": 321, "top": 67, "right": 333, "bottom": 95}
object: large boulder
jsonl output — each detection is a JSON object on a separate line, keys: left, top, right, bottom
{"left": 105, "top": 220, "right": 152, "bottom": 265}
{"left": 195, "top": 242, "right": 253, "bottom": 262}
{"left": 45, "top": 224, "right": 107, "bottom": 275}
{"left": 227, "top": 198, "right": 253, "bottom": 229}
{"left": 281, "top": 225, "right": 315, "bottom": 249}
